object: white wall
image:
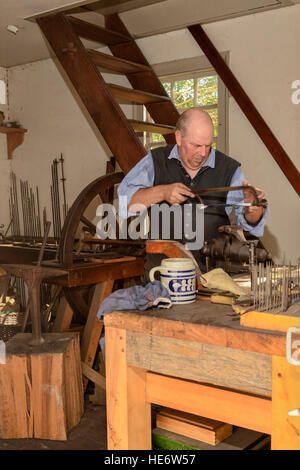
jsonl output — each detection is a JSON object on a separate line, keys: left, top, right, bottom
{"left": 0, "top": 5, "right": 299, "bottom": 262}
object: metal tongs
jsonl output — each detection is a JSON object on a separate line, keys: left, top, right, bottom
{"left": 191, "top": 185, "right": 268, "bottom": 209}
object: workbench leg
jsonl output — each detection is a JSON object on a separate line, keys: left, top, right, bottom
{"left": 272, "top": 355, "right": 300, "bottom": 450}
{"left": 52, "top": 296, "right": 74, "bottom": 332}
{"left": 81, "top": 280, "right": 114, "bottom": 390}
{"left": 105, "top": 326, "right": 152, "bottom": 450}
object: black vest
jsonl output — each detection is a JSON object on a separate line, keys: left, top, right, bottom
{"left": 148, "top": 145, "right": 240, "bottom": 271}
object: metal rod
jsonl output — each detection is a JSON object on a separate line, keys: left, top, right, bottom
{"left": 51, "top": 162, "right": 59, "bottom": 238}
{"left": 20, "top": 180, "right": 25, "bottom": 236}
{"left": 50, "top": 183, "right": 56, "bottom": 238}
{"left": 11, "top": 173, "right": 19, "bottom": 236}
{"left": 9, "top": 186, "right": 15, "bottom": 236}
{"left": 24, "top": 181, "right": 30, "bottom": 237}
{"left": 43, "top": 207, "right": 47, "bottom": 236}
{"left": 36, "top": 186, "right": 42, "bottom": 237}
{"left": 8, "top": 197, "right": 13, "bottom": 237}
{"left": 30, "top": 188, "right": 36, "bottom": 238}
{"left": 22, "top": 180, "right": 27, "bottom": 237}
{"left": 53, "top": 159, "right": 62, "bottom": 236}
{"left": 59, "top": 153, "right": 67, "bottom": 221}
{"left": 24, "top": 180, "right": 29, "bottom": 237}
{"left": 14, "top": 172, "right": 20, "bottom": 235}
{"left": 4, "top": 218, "right": 13, "bottom": 237}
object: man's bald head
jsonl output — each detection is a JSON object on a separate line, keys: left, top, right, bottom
{"left": 175, "top": 108, "right": 214, "bottom": 175}
{"left": 175, "top": 108, "right": 214, "bottom": 137}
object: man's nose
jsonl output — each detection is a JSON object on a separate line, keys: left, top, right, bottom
{"left": 198, "top": 145, "right": 206, "bottom": 156}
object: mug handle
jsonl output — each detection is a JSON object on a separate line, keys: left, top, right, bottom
{"left": 149, "top": 266, "right": 166, "bottom": 282}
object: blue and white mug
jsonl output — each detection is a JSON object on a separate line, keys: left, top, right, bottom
{"left": 149, "top": 258, "right": 196, "bottom": 304}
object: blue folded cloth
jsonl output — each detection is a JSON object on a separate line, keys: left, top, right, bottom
{"left": 97, "top": 280, "right": 172, "bottom": 321}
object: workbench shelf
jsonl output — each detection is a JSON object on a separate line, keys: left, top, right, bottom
{"left": 0, "top": 126, "right": 27, "bottom": 159}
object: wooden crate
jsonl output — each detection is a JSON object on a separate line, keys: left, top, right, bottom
{"left": 0, "top": 332, "right": 84, "bottom": 440}
{"left": 156, "top": 407, "right": 232, "bottom": 445}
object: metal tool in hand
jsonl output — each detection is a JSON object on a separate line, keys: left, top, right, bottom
{"left": 191, "top": 185, "right": 268, "bottom": 208}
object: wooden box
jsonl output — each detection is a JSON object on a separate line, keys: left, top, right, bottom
{"left": 156, "top": 407, "right": 232, "bottom": 445}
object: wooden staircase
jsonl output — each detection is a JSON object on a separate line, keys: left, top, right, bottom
{"left": 37, "top": 13, "right": 180, "bottom": 175}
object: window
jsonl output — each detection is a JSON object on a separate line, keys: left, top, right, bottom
{"left": 142, "top": 67, "right": 227, "bottom": 154}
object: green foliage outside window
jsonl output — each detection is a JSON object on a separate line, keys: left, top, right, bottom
{"left": 197, "top": 75, "right": 218, "bottom": 106}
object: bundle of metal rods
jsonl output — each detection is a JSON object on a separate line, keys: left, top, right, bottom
{"left": 7, "top": 156, "right": 68, "bottom": 240}
{"left": 253, "top": 260, "right": 300, "bottom": 313}
{"left": 20, "top": 179, "right": 42, "bottom": 238}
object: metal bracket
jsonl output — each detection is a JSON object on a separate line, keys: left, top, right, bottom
{"left": 286, "top": 326, "right": 300, "bottom": 365}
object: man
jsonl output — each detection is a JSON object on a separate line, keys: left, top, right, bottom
{"left": 118, "top": 108, "right": 268, "bottom": 273}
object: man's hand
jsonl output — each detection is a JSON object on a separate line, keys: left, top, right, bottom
{"left": 162, "top": 183, "right": 195, "bottom": 204}
{"left": 242, "top": 180, "right": 265, "bottom": 225}
{"left": 128, "top": 183, "right": 195, "bottom": 213}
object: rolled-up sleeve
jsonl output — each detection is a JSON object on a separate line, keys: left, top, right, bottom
{"left": 117, "top": 152, "right": 154, "bottom": 218}
{"left": 225, "top": 166, "right": 269, "bottom": 237}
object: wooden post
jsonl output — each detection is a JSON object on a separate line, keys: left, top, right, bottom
{"left": 272, "top": 355, "right": 300, "bottom": 450}
{"left": 81, "top": 280, "right": 114, "bottom": 390}
{"left": 0, "top": 332, "right": 84, "bottom": 440}
{"left": 105, "top": 326, "right": 152, "bottom": 450}
{"left": 52, "top": 295, "right": 74, "bottom": 332}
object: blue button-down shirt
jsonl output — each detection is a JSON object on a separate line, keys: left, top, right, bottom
{"left": 117, "top": 145, "right": 268, "bottom": 236}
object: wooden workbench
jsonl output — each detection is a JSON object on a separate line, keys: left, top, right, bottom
{"left": 104, "top": 300, "right": 300, "bottom": 450}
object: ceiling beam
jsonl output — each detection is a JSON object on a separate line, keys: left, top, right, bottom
{"left": 25, "top": 0, "right": 167, "bottom": 21}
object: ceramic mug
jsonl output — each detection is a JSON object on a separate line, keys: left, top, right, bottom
{"left": 149, "top": 258, "right": 196, "bottom": 304}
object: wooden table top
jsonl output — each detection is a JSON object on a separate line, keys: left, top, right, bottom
{"left": 42, "top": 257, "right": 144, "bottom": 287}
{"left": 104, "top": 299, "right": 287, "bottom": 357}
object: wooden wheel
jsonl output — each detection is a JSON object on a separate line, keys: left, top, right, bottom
{"left": 58, "top": 171, "right": 124, "bottom": 318}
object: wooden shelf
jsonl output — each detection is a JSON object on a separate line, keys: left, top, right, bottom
{"left": 0, "top": 126, "right": 27, "bottom": 159}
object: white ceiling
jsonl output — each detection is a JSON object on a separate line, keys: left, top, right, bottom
{"left": 0, "top": 0, "right": 297, "bottom": 68}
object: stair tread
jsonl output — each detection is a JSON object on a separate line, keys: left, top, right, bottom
{"left": 88, "top": 49, "right": 150, "bottom": 74}
{"left": 108, "top": 84, "right": 171, "bottom": 104}
{"left": 129, "top": 120, "right": 175, "bottom": 134}
{"left": 68, "top": 16, "right": 131, "bottom": 46}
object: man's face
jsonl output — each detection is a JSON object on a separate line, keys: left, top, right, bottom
{"left": 175, "top": 119, "right": 213, "bottom": 173}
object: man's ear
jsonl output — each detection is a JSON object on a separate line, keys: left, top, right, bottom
{"left": 175, "top": 130, "right": 182, "bottom": 146}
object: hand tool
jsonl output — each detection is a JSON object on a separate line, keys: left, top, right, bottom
{"left": 192, "top": 185, "right": 268, "bottom": 208}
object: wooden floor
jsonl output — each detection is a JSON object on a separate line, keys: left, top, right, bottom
{"left": 0, "top": 399, "right": 107, "bottom": 450}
